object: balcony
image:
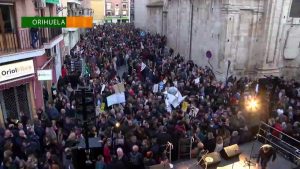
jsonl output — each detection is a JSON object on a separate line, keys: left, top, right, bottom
{"left": 0, "top": 28, "right": 62, "bottom": 56}
{"left": 0, "top": 29, "right": 42, "bottom": 56}
{"left": 40, "top": 28, "right": 63, "bottom": 43}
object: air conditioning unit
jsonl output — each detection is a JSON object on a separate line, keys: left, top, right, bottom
{"left": 34, "top": 0, "right": 46, "bottom": 9}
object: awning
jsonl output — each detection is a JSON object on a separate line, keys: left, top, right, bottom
{"left": 0, "top": 2, "right": 14, "bottom": 5}
{"left": 0, "top": 75, "right": 35, "bottom": 91}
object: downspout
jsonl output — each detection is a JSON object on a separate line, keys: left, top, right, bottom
{"left": 161, "top": 9, "right": 163, "bottom": 35}
{"left": 189, "top": 0, "right": 194, "bottom": 60}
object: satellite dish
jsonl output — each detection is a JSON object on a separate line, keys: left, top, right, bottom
{"left": 206, "top": 51, "right": 212, "bottom": 59}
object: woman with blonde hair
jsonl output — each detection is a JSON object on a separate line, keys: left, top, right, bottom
{"left": 214, "top": 136, "right": 224, "bottom": 152}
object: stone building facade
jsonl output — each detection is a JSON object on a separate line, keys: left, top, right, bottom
{"left": 135, "top": 0, "right": 300, "bottom": 80}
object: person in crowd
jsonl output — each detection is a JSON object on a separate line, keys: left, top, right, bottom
{"left": 129, "top": 145, "right": 144, "bottom": 169}
{"left": 144, "top": 151, "right": 156, "bottom": 167}
{"left": 214, "top": 136, "right": 224, "bottom": 153}
{"left": 103, "top": 139, "right": 112, "bottom": 164}
{"left": 204, "top": 132, "right": 216, "bottom": 153}
{"left": 95, "top": 155, "right": 106, "bottom": 169}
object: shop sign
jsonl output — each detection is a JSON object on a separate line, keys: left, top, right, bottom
{"left": 0, "top": 60, "right": 34, "bottom": 82}
{"left": 37, "top": 69, "right": 52, "bottom": 81}
{"left": 45, "top": 0, "right": 59, "bottom": 4}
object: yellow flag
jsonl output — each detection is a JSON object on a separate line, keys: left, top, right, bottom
{"left": 181, "top": 101, "right": 189, "bottom": 112}
{"left": 100, "top": 103, "right": 106, "bottom": 113}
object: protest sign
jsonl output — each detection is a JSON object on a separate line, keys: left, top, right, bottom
{"left": 101, "top": 84, "right": 106, "bottom": 94}
{"left": 141, "top": 62, "right": 147, "bottom": 71}
{"left": 153, "top": 84, "right": 159, "bottom": 93}
{"left": 181, "top": 101, "right": 189, "bottom": 112}
{"left": 113, "top": 83, "right": 125, "bottom": 93}
{"left": 107, "top": 92, "right": 126, "bottom": 107}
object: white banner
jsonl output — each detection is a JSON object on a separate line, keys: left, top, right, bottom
{"left": 0, "top": 60, "right": 34, "bottom": 82}
{"left": 107, "top": 92, "right": 126, "bottom": 107}
{"left": 141, "top": 62, "right": 147, "bottom": 71}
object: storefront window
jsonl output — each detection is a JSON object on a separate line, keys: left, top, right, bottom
{"left": 2, "top": 87, "right": 18, "bottom": 119}
{"left": 1, "top": 84, "right": 31, "bottom": 120}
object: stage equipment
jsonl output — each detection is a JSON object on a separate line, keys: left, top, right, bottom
{"left": 199, "top": 152, "right": 221, "bottom": 169}
{"left": 245, "top": 96, "right": 259, "bottom": 112}
{"left": 255, "top": 122, "right": 300, "bottom": 168}
{"left": 220, "top": 144, "right": 241, "bottom": 160}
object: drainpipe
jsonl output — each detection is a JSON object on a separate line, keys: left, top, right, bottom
{"left": 189, "top": 0, "right": 194, "bottom": 60}
{"left": 161, "top": 11, "right": 163, "bottom": 35}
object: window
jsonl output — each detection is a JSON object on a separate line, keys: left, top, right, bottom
{"left": 115, "top": 10, "right": 119, "bottom": 16}
{"left": 290, "top": 0, "right": 300, "bottom": 17}
{"left": 122, "top": 4, "right": 127, "bottom": 9}
{"left": 106, "top": 3, "right": 111, "bottom": 10}
{"left": 122, "top": 10, "right": 127, "bottom": 15}
{"left": 115, "top": 4, "right": 119, "bottom": 7}
{"left": 107, "top": 11, "right": 112, "bottom": 16}
{"left": 0, "top": 5, "right": 15, "bottom": 32}
{"left": 1, "top": 85, "right": 31, "bottom": 119}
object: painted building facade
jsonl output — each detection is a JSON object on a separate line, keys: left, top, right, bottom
{"left": 91, "top": 0, "right": 105, "bottom": 24}
{"left": 105, "top": 0, "right": 130, "bottom": 23}
{"left": 0, "top": 0, "right": 64, "bottom": 126}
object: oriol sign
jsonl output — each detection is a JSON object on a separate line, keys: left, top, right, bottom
{"left": 0, "top": 60, "right": 34, "bottom": 82}
{"left": 37, "top": 70, "right": 52, "bottom": 81}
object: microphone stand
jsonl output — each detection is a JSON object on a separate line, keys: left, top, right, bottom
{"left": 244, "top": 135, "right": 258, "bottom": 169}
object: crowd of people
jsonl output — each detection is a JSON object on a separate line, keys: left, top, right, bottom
{"left": 0, "top": 23, "right": 299, "bottom": 169}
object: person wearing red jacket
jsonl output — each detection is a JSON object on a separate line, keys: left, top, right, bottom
{"left": 103, "top": 139, "right": 112, "bottom": 164}
{"left": 61, "top": 65, "right": 68, "bottom": 78}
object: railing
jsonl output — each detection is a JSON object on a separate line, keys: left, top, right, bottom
{"left": 41, "top": 28, "right": 63, "bottom": 43}
{"left": 0, "top": 28, "right": 62, "bottom": 55}
{"left": 257, "top": 122, "right": 300, "bottom": 164}
{"left": 0, "top": 29, "right": 42, "bottom": 54}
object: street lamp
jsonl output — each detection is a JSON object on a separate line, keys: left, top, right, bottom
{"left": 111, "top": 121, "right": 121, "bottom": 154}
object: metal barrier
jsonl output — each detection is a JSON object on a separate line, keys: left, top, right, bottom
{"left": 0, "top": 29, "right": 42, "bottom": 53}
{"left": 257, "top": 122, "right": 300, "bottom": 165}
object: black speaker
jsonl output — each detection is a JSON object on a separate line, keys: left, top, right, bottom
{"left": 200, "top": 152, "right": 221, "bottom": 168}
{"left": 75, "top": 89, "right": 95, "bottom": 115}
{"left": 72, "top": 138, "right": 103, "bottom": 169}
{"left": 220, "top": 144, "right": 241, "bottom": 160}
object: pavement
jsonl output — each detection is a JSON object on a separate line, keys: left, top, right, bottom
{"left": 172, "top": 141, "right": 298, "bottom": 169}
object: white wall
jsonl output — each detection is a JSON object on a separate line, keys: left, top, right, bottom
{"left": 134, "top": 0, "right": 149, "bottom": 30}
{"left": 55, "top": 44, "right": 62, "bottom": 80}
{"left": 135, "top": 0, "right": 300, "bottom": 80}
{"left": 147, "top": 8, "right": 163, "bottom": 35}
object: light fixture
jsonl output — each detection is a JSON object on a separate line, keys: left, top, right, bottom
{"left": 246, "top": 97, "right": 259, "bottom": 112}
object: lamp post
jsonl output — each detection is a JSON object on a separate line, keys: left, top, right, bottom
{"left": 110, "top": 122, "right": 120, "bottom": 155}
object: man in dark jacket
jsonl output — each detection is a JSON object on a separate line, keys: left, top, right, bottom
{"left": 256, "top": 144, "right": 276, "bottom": 169}
{"left": 46, "top": 102, "right": 60, "bottom": 121}
{"left": 108, "top": 148, "right": 130, "bottom": 169}
{"left": 129, "top": 145, "right": 144, "bottom": 169}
